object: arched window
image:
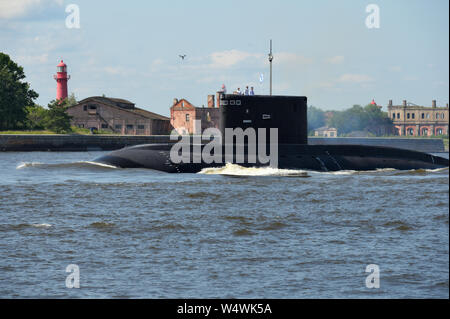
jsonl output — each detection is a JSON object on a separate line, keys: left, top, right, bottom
{"left": 397, "top": 113, "right": 400, "bottom": 119}
{"left": 421, "top": 113, "right": 425, "bottom": 119}
{"left": 408, "top": 128, "right": 414, "bottom": 135}
{"left": 436, "top": 113, "right": 440, "bottom": 119}
{"left": 422, "top": 128, "right": 428, "bottom": 136}
{"left": 442, "top": 113, "right": 445, "bottom": 119}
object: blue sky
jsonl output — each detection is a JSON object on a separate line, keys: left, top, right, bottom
{"left": 1, "top": 0, "right": 448, "bottom": 116}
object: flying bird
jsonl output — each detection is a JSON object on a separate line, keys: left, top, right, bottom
{"left": 179, "top": 54, "right": 186, "bottom": 60}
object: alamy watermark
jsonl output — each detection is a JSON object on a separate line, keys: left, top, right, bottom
{"left": 365, "top": 264, "right": 380, "bottom": 288}
{"left": 65, "top": 4, "right": 80, "bottom": 29}
{"left": 169, "top": 120, "right": 279, "bottom": 168}
{"left": 365, "top": 4, "right": 380, "bottom": 29}
{"left": 65, "top": 264, "right": 80, "bottom": 288}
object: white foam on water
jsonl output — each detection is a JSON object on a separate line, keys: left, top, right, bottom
{"left": 16, "top": 162, "right": 43, "bottom": 169}
{"left": 425, "top": 167, "right": 448, "bottom": 173}
{"left": 198, "top": 163, "right": 309, "bottom": 177}
{"left": 16, "top": 161, "right": 118, "bottom": 170}
{"left": 31, "top": 223, "right": 52, "bottom": 228}
{"left": 82, "top": 161, "right": 118, "bottom": 169}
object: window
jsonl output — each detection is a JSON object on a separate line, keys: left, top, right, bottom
{"left": 138, "top": 125, "right": 145, "bottom": 130}
{"left": 421, "top": 113, "right": 424, "bottom": 119}
{"left": 422, "top": 128, "right": 428, "bottom": 136}
{"left": 185, "top": 114, "right": 190, "bottom": 122}
{"left": 78, "top": 124, "right": 84, "bottom": 128}
{"left": 407, "top": 113, "right": 410, "bottom": 119}
{"left": 442, "top": 113, "right": 445, "bottom": 119}
{"left": 330, "top": 132, "right": 334, "bottom": 137}
{"left": 83, "top": 105, "right": 87, "bottom": 111}
{"left": 408, "top": 128, "right": 414, "bottom": 135}
{"left": 426, "top": 113, "right": 430, "bottom": 119}
{"left": 436, "top": 128, "right": 443, "bottom": 135}
{"left": 397, "top": 113, "right": 400, "bottom": 119}
{"left": 126, "top": 124, "right": 133, "bottom": 129}
{"left": 392, "top": 114, "right": 395, "bottom": 120}
{"left": 436, "top": 113, "right": 440, "bottom": 119}
{"left": 115, "top": 124, "right": 122, "bottom": 130}
{"left": 101, "top": 124, "right": 108, "bottom": 129}
{"left": 412, "top": 113, "right": 415, "bottom": 119}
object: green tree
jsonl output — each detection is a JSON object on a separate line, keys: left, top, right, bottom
{"left": 66, "top": 92, "right": 77, "bottom": 107}
{"left": 0, "top": 52, "right": 39, "bottom": 130}
{"left": 328, "top": 104, "right": 393, "bottom": 136}
{"left": 25, "top": 105, "right": 48, "bottom": 130}
{"left": 307, "top": 105, "right": 326, "bottom": 134}
{"left": 44, "top": 99, "right": 72, "bottom": 133}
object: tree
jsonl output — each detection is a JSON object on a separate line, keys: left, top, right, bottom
{"left": 66, "top": 93, "right": 77, "bottom": 107}
{"left": 328, "top": 104, "right": 393, "bottom": 136}
{"left": 25, "top": 105, "right": 47, "bottom": 130}
{"left": 307, "top": 106, "right": 326, "bottom": 134}
{"left": 44, "top": 99, "right": 72, "bottom": 133}
{"left": 0, "top": 52, "right": 38, "bottom": 130}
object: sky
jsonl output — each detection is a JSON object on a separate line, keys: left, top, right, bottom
{"left": 1, "top": 0, "right": 448, "bottom": 116}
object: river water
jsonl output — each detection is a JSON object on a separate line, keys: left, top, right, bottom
{"left": 0, "top": 151, "right": 448, "bottom": 298}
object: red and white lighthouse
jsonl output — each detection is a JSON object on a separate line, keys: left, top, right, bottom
{"left": 53, "top": 60, "right": 70, "bottom": 101}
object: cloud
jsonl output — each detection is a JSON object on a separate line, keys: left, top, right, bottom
{"left": 325, "top": 55, "right": 344, "bottom": 64}
{"left": 337, "top": 73, "right": 374, "bottom": 83}
{"left": 0, "top": 0, "right": 63, "bottom": 19}
{"left": 15, "top": 53, "right": 49, "bottom": 64}
{"left": 276, "top": 52, "right": 313, "bottom": 65}
{"left": 103, "top": 66, "right": 136, "bottom": 76}
{"left": 209, "top": 49, "right": 263, "bottom": 68}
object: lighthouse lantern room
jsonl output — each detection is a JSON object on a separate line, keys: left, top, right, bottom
{"left": 53, "top": 60, "right": 70, "bottom": 101}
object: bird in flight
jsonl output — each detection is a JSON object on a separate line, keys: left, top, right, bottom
{"left": 179, "top": 54, "right": 186, "bottom": 60}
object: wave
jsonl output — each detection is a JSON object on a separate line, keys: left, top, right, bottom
{"left": 310, "top": 167, "right": 448, "bottom": 176}
{"left": 198, "top": 163, "right": 309, "bottom": 177}
{"left": 16, "top": 161, "right": 118, "bottom": 170}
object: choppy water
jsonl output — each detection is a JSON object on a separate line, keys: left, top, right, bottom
{"left": 0, "top": 151, "right": 448, "bottom": 298}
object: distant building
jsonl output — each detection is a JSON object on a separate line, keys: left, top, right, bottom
{"left": 170, "top": 93, "right": 221, "bottom": 134}
{"left": 314, "top": 126, "right": 338, "bottom": 137}
{"left": 387, "top": 100, "right": 449, "bottom": 136}
{"left": 67, "top": 96, "right": 170, "bottom": 135}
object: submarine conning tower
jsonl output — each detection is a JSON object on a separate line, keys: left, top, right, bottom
{"left": 219, "top": 93, "right": 308, "bottom": 144}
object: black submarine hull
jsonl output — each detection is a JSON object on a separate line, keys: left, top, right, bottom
{"left": 95, "top": 143, "right": 449, "bottom": 173}
{"left": 95, "top": 94, "right": 448, "bottom": 172}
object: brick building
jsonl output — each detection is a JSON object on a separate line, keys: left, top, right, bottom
{"left": 387, "top": 100, "right": 449, "bottom": 136}
{"left": 170, "top": 93, "right": 221, "bottom": 134}
{"left": 67, "top": 96, "right": 170, "bottom": 135}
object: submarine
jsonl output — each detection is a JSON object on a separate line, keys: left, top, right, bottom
{"left": 95, "top": 94, "right": 449, "bottom": 172}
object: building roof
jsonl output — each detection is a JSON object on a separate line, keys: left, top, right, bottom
{"left": 132, "top": 108, "right": 170, "bottom": 120}
{"left": 73, "top": 96, "right": 169, "bottom": 121}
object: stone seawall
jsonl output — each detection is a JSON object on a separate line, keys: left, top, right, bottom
{"left": 0, "top": 134, "right": 446, "bottom": 153}
{"left": 0, "top": 135, "right": 173, "bottom": 151}
{"left": 308, "top": 137, "right": 445, "bottom": 153}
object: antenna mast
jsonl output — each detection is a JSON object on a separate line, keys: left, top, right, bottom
{"left": 268, "top": 40, "right": 273, "bottom": 96}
